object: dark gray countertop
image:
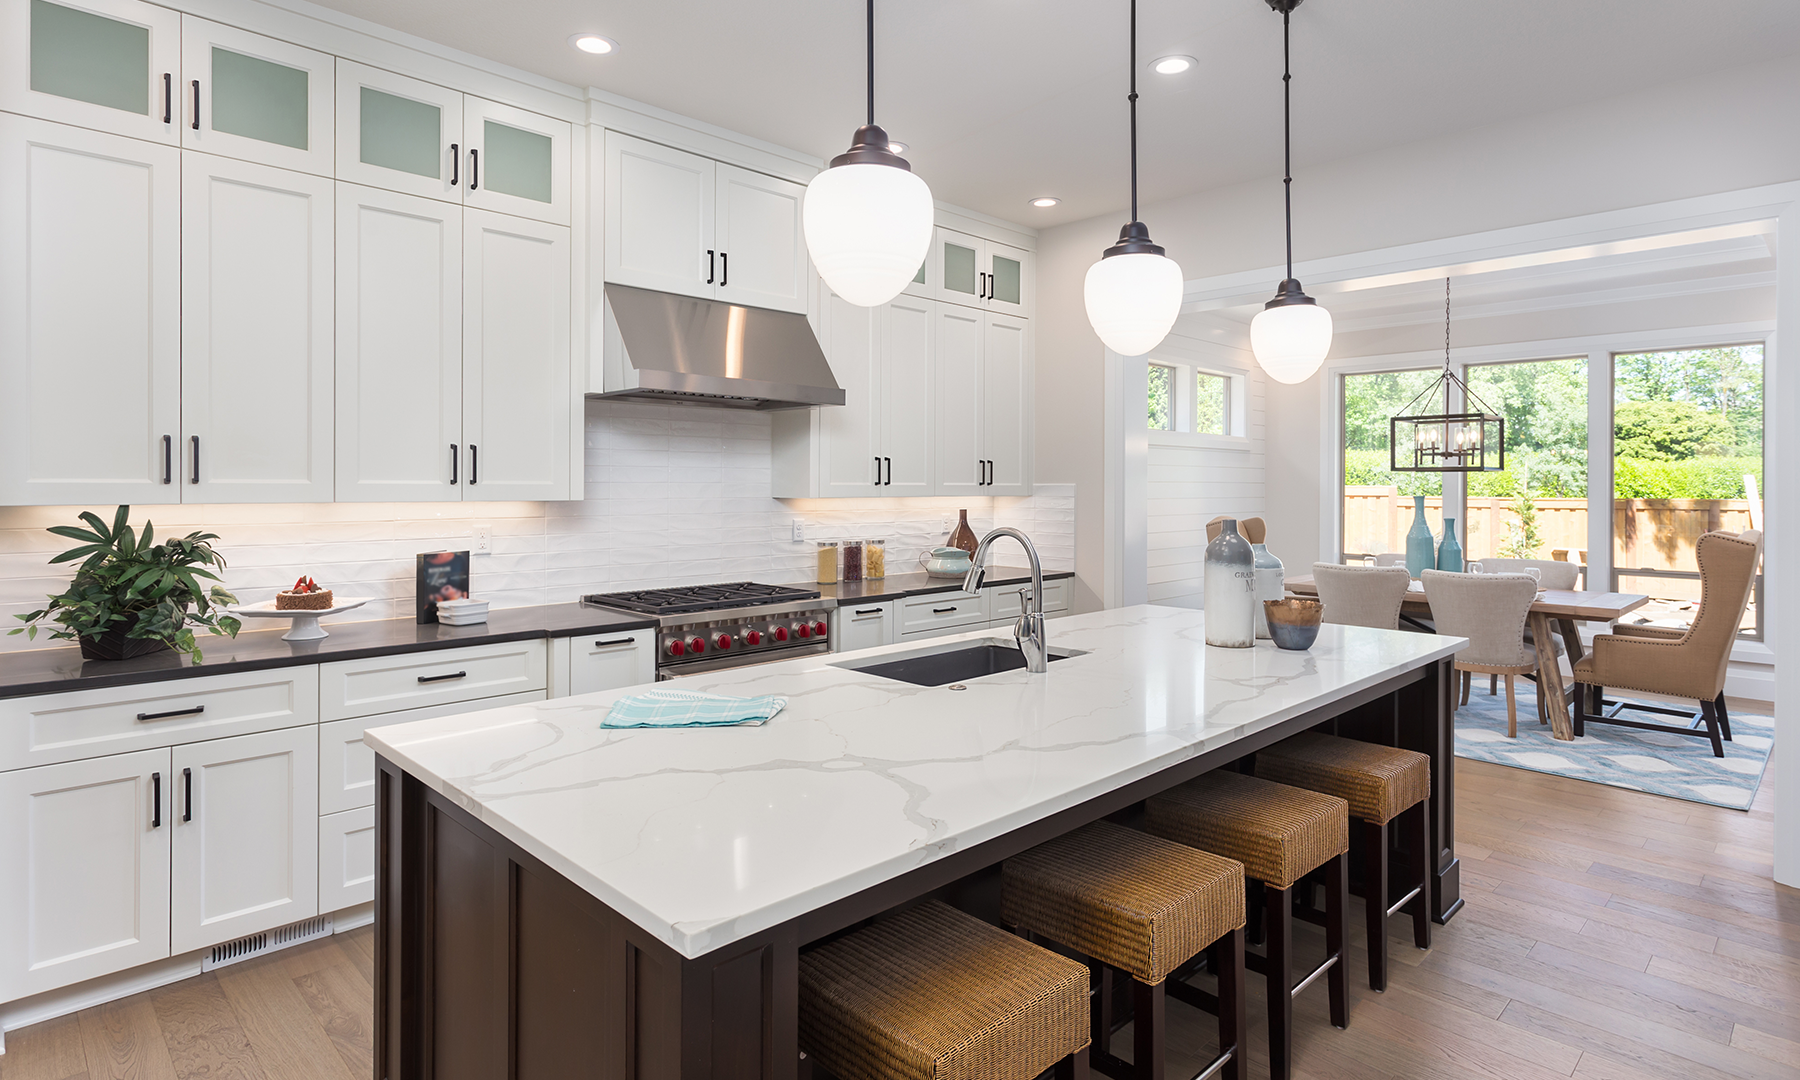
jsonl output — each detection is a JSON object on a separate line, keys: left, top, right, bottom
{"left": 805, "top": 567, "right": 1075, "bottom": 605}
{"left": 0, "top": 604, "right": 656, "bottom": 700}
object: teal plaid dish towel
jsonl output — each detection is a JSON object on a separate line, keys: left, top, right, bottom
{"left": 602, "top": 688, "right": 787, "bottom": 729}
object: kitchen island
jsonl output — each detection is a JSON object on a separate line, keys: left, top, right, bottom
{"left": 365, "top": 605, "right": 1463, "bottom": 1080}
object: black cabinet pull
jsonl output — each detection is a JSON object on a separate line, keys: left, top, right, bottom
{"left": 190, "top": 435, "right": 199, "bottom": 484}
{"left": 707, "top": 249, "right": 715, "bottom": 285}
{"left": 450, "top": 143, "right": 459, "bottom": 186}
{"left": 137, "top": 705, "right": 204, "bottom": 722}
{"left": 720, "top": 252, "right": 727, "bottom": 286}
{"left": 874, "top": 456, "right": 880, "bottom": 484}
{"left": 162, "top": 73, "right": 172, "bottom": 124}
{"left": 469, "top": 148, "right": 478, "bottom": 190}
{"left": 190, "top": 80, "right": 200, "bottom": 130}
{"left": 594, "top": 637, "right": 636, "bottom": 648}
{"left": 417, "top": 670, "right": 468, "bottom": 683}
{"left": 468, "top": 444, "right": 478, "bottom": 485}
{"left": 884, "top": 457, "right": 892, "bottom": 485}
{"left": 853, "top": 607, "right": 884, "bottom": 616}
{"left": 933, "top": 606, "right": 958, "bottom": 614}
{"left": 162, "top": 435, "right": 172, "bottom": 485}
{"left": 182, "top": 767, "right": 192, "bottom": 823}
{"left": 449, "top": 443, "right": 459, "bottom": 484}
{"left": 151, "top": 772, "right": 162, "bottom": 828}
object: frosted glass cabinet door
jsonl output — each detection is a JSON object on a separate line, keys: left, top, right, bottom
{"left": 0, "top": 115, "right": 182, "bottom": 506}
{"left": 462, "top": 209, "right": 572, "bottom": 501}
{"left": 985, "top": 241, "right": 1035, "bottom": 319}
{"left": 180, "top": 17, "right": 333, "bottom": 176}
{"left": 935, "top": 229, "right": 984, "bottom": 308}
{"left": 0, "top": 749, "right": 172, "bottom": 1002}
{"left": 335, "top": 60, "right": 463, "bottom": 203}
{"left": 335, "top": 183, "right": 463, "bottom": 501}
{"left": 462, "top": 95, "right": 569, "bottom": 226}
{"left": 714, "top": 162, "right": 807, "bottom": 314}
{"left": 1, "top": 0, "right": 181, "bottom": 144}
{"left": 182, "top": 154, "right": 335, "bottom": 503}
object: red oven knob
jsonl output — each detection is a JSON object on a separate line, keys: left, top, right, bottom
{"left": 687, "top": 636, "right": 706, "bottom": 654}
{"left": 667, "top": 639, "right": 685, "bottom": 657}
{"left": 714, "top": 633, "right": 733, "bottom": 650}
{"left": 773, "top": 626, "right": 789, "bottom": 642}
{"left": 813, "top": 620, "right": 829, "bottom": 637}
{"left": 795, "top": 623, "right": 811, "bottom": 639}
{"left": 743, "top": 630, "right": 762, "bottom": 646}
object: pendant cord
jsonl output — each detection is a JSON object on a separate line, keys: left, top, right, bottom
{"left": 1129, "top": 0, "right": 1140, "bottom": 223}
{"left": 866, "top": 0, "right": 875, "bottom": 126}
{"left": 1444, "top": 277, "right": 1453, "bottom": 413}
{"left": 1282, "top": 7, "right": 1293, "bottom": 280}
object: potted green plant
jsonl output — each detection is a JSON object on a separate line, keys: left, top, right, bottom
{"left": 11, "top": 505, "right": 241, "bottom": 664}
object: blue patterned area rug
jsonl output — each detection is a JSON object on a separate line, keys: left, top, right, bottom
{"left": 1451, "top": 680, "right": 1772, "bottom": 810}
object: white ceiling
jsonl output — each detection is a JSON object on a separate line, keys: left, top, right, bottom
{"left": 309, "top": 0, "right": 1800, "bottom": 228}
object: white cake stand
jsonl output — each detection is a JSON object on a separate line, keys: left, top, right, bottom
{"left": 230, "top": 597, "right": 371, "bottom": 641}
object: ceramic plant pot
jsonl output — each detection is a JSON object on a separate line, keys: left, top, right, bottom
{"left": 1204, "top": 519, "right": 1257, "bottom": 648}
{"left": 78, "top": 626, "right": 169, "bottom": 662}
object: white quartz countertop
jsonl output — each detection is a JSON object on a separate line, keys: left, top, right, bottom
{"left": 363, "top": 605, "right": 1463, "bottom": 959}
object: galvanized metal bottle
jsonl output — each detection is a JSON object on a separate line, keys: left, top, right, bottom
{"left": 1251, "top": 543, "right": 1285, "bottom": 639}
{"left": 1204, "top": 519, "right": 1257, "bottom": 648}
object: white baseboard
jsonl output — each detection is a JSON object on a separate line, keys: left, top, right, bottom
{"left": 333, "top": 903, "right": 375, "bottom": 932}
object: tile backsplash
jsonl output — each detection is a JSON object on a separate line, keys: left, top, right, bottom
{"left": 0, "top": 401, "right": 1073, "bottom": 654}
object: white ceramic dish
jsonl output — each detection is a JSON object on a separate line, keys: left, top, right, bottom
{"left": 231, "top": 597, "right": 371, "bottom": 641}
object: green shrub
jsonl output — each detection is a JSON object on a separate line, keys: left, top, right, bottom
{"left": 1613, "top": 457, "right": 1762, "bottom": 499}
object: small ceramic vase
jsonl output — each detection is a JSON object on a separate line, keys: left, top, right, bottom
{"left": 1405, "top": 495, "right": 1434, "bottom": 578}
{"left": 1437, "top": 518, "right": 1464, "bottom": 572}
{"left": 1204, "top": 519, "right": 1257, "bottom": 648}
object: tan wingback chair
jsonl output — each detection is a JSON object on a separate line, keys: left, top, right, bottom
{"left": 1311, "top": 563, "right": 1411, "bottom": 630}
{"left": 1421, "top": 571, "right": 1546, "bottom": 737}
{"left": 1572, "top": 529, "right": 1762, "bottom": 758}
{"left": 1206, "top": 516, "right": 1266, "bottom": 544}
{"left": 1476, "top": 557, "right": 1581, "bottom": 591}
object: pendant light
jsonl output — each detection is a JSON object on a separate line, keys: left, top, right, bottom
{"left": 1083, "top": 0, "right": 1184, "bottom": 357}
{"left": 1389, "top": 279, "right": 1506, "bottom": 472}
{"left": 802, "top": 0, "right": 934, "bottom": 308}
{"left": 1249, "top": 0, "right": 1333, "bottom": 383}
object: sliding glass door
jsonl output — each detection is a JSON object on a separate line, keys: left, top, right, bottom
{"left": 1463, "top": 358, "right": 1588, "bottom": 572}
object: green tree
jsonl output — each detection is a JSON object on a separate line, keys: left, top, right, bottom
{"left": 1614, "top": 400, "right": 1733, "bottom": 461}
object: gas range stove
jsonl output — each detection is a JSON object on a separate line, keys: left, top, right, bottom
{"left": 581, "top": 582, "right": 835, "bottom": 678}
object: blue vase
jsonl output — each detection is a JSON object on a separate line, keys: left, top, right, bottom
{"left": 1437, "top": 517, "right": 1464, "bottom": 572}
{"left": 1405, "top": 496, "right": 1434, "bottom": 578}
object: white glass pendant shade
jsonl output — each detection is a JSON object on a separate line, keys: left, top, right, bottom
{"left": 1250, "top": 300, "right": 1333, "bottom": 383}
{"left": 803, "top": 163, "right": 934, "bottom": 307}
{"left": 1084, "top": 252, "right": 1184, "bottom": 356}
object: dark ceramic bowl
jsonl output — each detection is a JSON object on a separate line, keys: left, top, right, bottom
{"left": 1264, "top": 598, "right": 1325, "bottom": 651}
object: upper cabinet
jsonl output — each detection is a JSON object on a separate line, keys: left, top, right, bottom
{"left": 922, "top": 227, "right": 1035, "bottom": 319}
{"left": 603, "top": 130, "right": 807, "bottom": 314}
{"left": 2, "top": 0, "right": 182, "bottom": 144}
{"left": 180, "top": 16, "right": 333, "bottom": 175}
{"left": 336, "top": 61, "right": 569, "bottom": 226}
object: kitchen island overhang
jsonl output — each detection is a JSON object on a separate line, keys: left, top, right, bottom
{"left": 367, "top": 605, "right": 1464, "bottom": 1080}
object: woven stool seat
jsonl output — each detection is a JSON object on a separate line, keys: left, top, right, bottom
{"left": 799, "top": 900, "right": 1091, "bottom": 1080}
{"left": 1001, "top": 820, "right": 1245, "bottom": 984}
{"left": 1145, "top": 771, "right": 1347, "bottom": 888}
{"left": 1254, "top": 733, "right": 1430, "bottom": 825}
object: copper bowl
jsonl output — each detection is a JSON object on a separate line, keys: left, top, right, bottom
{"left": 1264, "top": 598, "right": 1324, "bottom": 651}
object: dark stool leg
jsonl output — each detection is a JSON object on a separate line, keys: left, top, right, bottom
{"left": 1265, "top": 882, "right": 1292, "bottom": 1080}
{"left": 1326, "top": 852, "right": 1348, "bottom": 1030}
{"left": 1055, "top": 1045, "right": 1091, "bottom": 1080}
{"left": 1133, "top": 978, "right": 1166, "bottom": 1080}
{"left": 1091, "top": 962, "right": 1114, "bottom": 1061}
{"left": 798, "top": 1051, "right": 815, "bottom": 1080}
{"left": 1411, "top": 799, "right": 1432, "bottom": 949}
{"left": 1219, "top": 926, "right": 1247, "bottom": 1080}
{"left": 1362, "top": 817, "right": 1389, "bottom": 992}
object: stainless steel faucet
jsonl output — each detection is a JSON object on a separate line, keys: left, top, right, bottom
{"left": 963, "top": 527, "right": 1048, "bottom": 673}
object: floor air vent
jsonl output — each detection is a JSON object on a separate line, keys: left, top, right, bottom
{"left": 201, "top": 914, "right": 334, "bottom": 972}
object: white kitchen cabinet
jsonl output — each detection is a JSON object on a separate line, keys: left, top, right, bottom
{"left": 318, "top": 805, "right": 375, "bottom": 911}
{"left": 930, "top": 228, "right": 1034, "bottom": 319}
{"left": 334, "top": 61, "right": 462, "bottom": 203}
{"left": 180, "top": 17, "right": 333, "bottom": 176}
{"left": 320, "top": 638, "right": 548, "bottom": 722}
{"left": 834, "top": 601, "right": 897, "bottom": 653}
{"left": 987, "top": 578, "right": 1071, "bottom": 625}
{"left": 319, "top": 688, "right": 547, "bottom": 814}
{"left": 982, "top": 314, "right": 1031, "bottom": 495}
{"left": 462, "top": 209, "right": 572, "bottom": 501}
{"left": 182, "top": 154, "right": 335, "bottom": 502}
{"left": 603, "top": 130, "right": 807, "bottom": 314}
{"left": 2, "top": 0, "right": 182, "bottom": 144}
{"left": 553, "top": 632, "right": 655, "bottom": 698}
{"left": 933, "top": 307, "right": 1031, "bottom": 497}
{"left": 0, "top": 748, "right": 171, "bottom": 1001}
{"left": 334, "top": 182, "right": 464, "bottom": 501}
{"left": 170, "top": 726, "right": 318, "bottom": 954}
{"left": 463, "top": 95, "right": 570, "bottom": 226}
{"left": 899, "top": 590, "right": 989, "bottom": 639}
{"left": 0, "top": 114, "right": 181, "bottom": 506}
{"left": 881, "top": 294, "right": 936, "bottom": 494}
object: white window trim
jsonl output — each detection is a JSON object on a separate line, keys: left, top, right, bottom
{"left": 1145, "top": 344, "right": 1253, "bottom": 451}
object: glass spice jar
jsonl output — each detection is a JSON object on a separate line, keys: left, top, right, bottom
{"left": 840, "top": 540, "right": 865, "bottom": 583}
{"left": 815, "top": 541, "right": 839, "bottom": 584}
{"left": 864, "top": 539, "right": 886, "bottom": 579}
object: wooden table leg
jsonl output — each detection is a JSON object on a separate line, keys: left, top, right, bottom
{"left": 1531, "top": 612, "right": 1575, "bottom": 740}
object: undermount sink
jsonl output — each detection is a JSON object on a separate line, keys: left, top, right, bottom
{"left": 837, "top": 641, "right": 1079, "bottom": 688}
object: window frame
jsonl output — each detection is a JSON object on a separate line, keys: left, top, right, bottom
{"left": 1145, "top": 354, "right": 1251, "bottom": 451}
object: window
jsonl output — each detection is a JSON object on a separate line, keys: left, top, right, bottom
{"left": 1148, "top": 363, "right": 1175, "bottom": 431}
{"left": 1195, "top": 372, "right": 1228, "bottom": 436}
{"left": 1341, "top": 369, "right": 1443, "bottom": 561}
{"left": 1146, "top": 360, "right": 1241, "bottom": 439}
{"left": 1463, "top": 358, "right": 1588, "bottom": 567}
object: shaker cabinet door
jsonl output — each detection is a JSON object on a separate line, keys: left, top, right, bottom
{"left": 603, "top": 131, "right": 715, "bottom": 299}
{"left": 931, "top": 304, "right": 984, "bottom": 496}
{"left": 817, "top": 290, "right": 883, "bottom": 495}
{"left": 1, "top": 0, "right": 182, "bottom": 144}
{"left": 179, "top": 16, "right": 333, "bottom": 175}
{"left": 335, "top": 60, "right": 463, "bottom": 203}
{"left": 0, "top": 115, "right": 182, "bottom": 506}
{"left": 881, "top": 295, "right": 935, "bottom": 495}
{"left": 982, "top": 314, "right": 1031, "bottom": 496}
{"left": 182, "top": 153, "right": 335, "bottom": 503}
{"left": 713, "top": 162, "right": 806, "bottom": 314}
{"left": 462, "top": 95, "right": 569, "bottom": 226}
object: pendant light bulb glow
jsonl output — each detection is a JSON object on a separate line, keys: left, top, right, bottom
{"left": 802, "top": 1, "right": 934, "bottom": 308}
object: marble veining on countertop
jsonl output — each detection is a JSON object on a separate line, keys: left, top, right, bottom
{"left": 364, "top": 605, "right": 1463, "bottom": 959}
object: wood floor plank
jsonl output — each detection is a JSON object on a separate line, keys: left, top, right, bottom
{"left": 0, "top": 1013, "right": 88, "bottom": 1080}
{"left": 292, "top": 963, "right": 374, "bottom": 1080}
{"left": 212, "top": 955, "right": 354, "bottom": 1080}
{"left": 1730, "top": 1024, "right": 1800, "bottom": 1069}
{"left": 75, "top": 997, "right": 176, "bottom": 1080}
{"left": 1501, "top": 998, "right": 1796, "bottom": 1080}
{"left": 148, "top": 975, "right": 266, "bottom": 1080}
{"left": 334, "top": 928, "right": 374, "bottom": 989}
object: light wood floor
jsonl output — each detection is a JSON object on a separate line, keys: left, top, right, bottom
{"left": 3, "top": 754, "right": 1796, "bottom": 1080}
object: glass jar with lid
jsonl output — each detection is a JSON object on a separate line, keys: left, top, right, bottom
{"left": 864, "top": 539, "right": 886, "bottom": 579}
{"left": 840, "top": 540, "right": 865, "bottom": 583}
{"left": 815, "top": 541, "right": 839, "bottom": 584}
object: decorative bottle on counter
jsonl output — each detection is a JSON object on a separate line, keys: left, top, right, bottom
{"left": 1251, "top": 542, "right": 1285, "bottom": 639}
{"left": 1204, "top": 519, "right": 1257, "bottom": 648}
{"left": 948, "top": 510, "right": 978, "bottom": 554}
{"left": 1437, "top": 518, "right": 1463, "bottom": 572}
{"left": 1405, "top": 495, "right": 1434, "bottom": 578}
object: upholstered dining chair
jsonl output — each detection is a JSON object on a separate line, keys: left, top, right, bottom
{"left": 1476, "top": 557, "right": 1580, "bottom": 591}
{"left": 1371, "top": 553, "right": 1407, "bottom": 568}
{"left": 1310, "top": 564, "right": 1411, "bottom": 631}
{"left": 1420, "top": 571, "right": 1544, "bottom": 737}
{"left": 1572, "top": 529, "right": 1762, "bottom": 758}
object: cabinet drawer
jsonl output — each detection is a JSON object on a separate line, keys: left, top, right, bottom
{"left": 320, "top": 639, "right": 547, "bottom": 721}
{"left": 900, "top": 592, "right": 987, "bottom": 636}
{"left": 834, "top": 602, "right": 895, "bottom": 653}
{"left": 988, "top": 579, "right": 1070, "bottom": 621}
{"left": 563, "top": 632, "right": 655, "bottom": 697}
{"left": 319, "top": 689, "right": 546, "bottom": 814}
{"left": 0, "top": 668, "right": 320, "bottom": 773}
{"left": 319, "top": 806, "right": 376, "bottom": 912}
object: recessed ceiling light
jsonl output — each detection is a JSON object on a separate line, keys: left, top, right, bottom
{"left": 888, "top": 141, "right": 907, "bottom": 154}
{"left": 570, "top": 34, "right": 617, "bottom": 55}
{"left": 1151, "top": 54, "right": 1195, "bottom": 75}
{"left": 1030, "top": 197, "right": 1060, "bottom": 208}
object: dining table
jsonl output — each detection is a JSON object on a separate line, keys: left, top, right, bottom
{"left": 1283, "top": 575, "right": 1650, "bottom": 741}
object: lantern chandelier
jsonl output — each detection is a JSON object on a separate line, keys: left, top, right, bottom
{"left": 1390, "top": 278, "right": 1505, "bottom": 473}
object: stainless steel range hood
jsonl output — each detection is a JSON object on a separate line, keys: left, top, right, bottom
{"left": 593, "top": 283, "right": 844, "bottom": 410}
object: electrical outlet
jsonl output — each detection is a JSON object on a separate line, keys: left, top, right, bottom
{"left": 473, "top": 523, "right": 493, "bottom": 554}
{"left": 792, "top": 519, "right": 806, "bottom": 543}
{"left": 939, "top": 515, "right": 951, "bottom": 536}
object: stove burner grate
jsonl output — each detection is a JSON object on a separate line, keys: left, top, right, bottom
{"left": 581, "top": 582, "right": 822, "bottom": 617}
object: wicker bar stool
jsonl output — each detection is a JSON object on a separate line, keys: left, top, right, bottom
{"left": 1000, "top": 820, "right": 1248, "bottom": 1080}
{"left": 1145, "top": 772, "right": 1350, "bottom": 1080}
{"left": 798, "top": 900, "right": 1092, "bottom": 1080}
{"left": 1253, "top": 732, "right": 1432, "bottom": 993}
